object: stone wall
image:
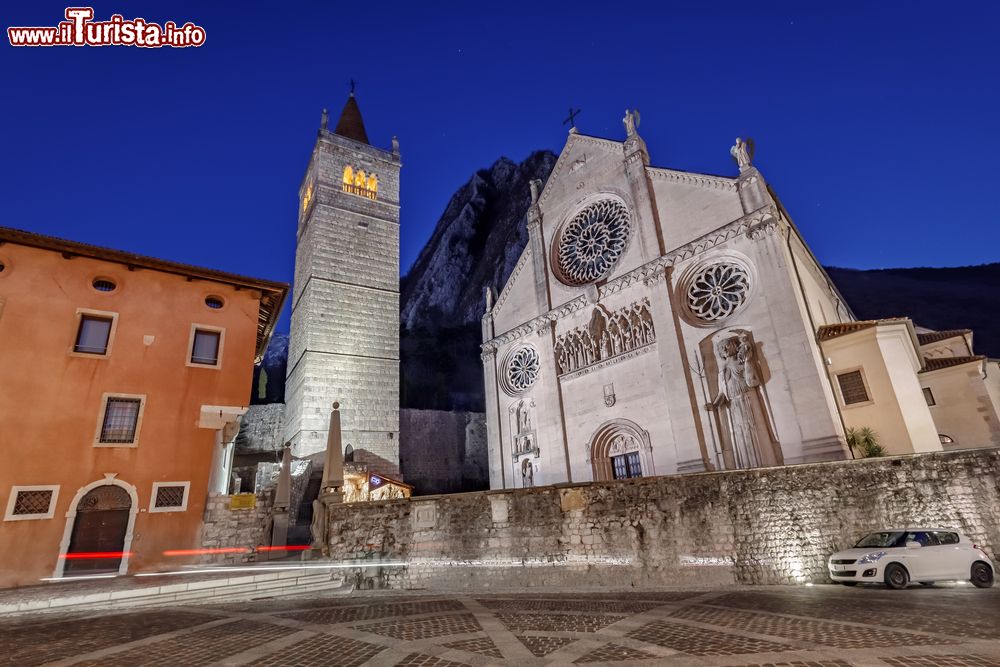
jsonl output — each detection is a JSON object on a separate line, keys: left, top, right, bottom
{"left": 322, "top": 448, "right": 1000, "bottom": 590}
{"left": 236, "top": 404, "right": 286, "bottom": 455}
{"left": 399, "top": 409, "right": 488, "bottom": 495}
{"left": 201, "top": 491, "right": 274, "bottom": 564}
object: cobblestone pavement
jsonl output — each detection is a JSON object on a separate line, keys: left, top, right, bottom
{"left": 4, "top": 586, "right": 999, "bottom": 666}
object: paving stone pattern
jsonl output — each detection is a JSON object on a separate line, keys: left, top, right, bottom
{"left": 5, "top": 587, "right": 1000, "bottom": 666}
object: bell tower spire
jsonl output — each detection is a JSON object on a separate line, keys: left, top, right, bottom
{"left": 332, "top": 80, "right": 369, "bottom": 144}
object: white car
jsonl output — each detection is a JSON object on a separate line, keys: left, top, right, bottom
{"left": 828, "top": 528, "right": 994, "bottom": 589}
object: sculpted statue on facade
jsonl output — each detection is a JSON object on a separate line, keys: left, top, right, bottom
{"left": 623, "top": 109, "right": 640, "bottom": 136}
{"left": 510, "top": 399, "right": 537, "bottom": 456}
{"left": 730, "top": 137, "right": 752, "bottom": 171}
{"left": 711, "top": 331, "right": 780, "bottom": 469}
{"left": 520, "top": 457, "right": 534, "bottom": 487}
{"left": 516, "top": 399, "right": 532, "bottom": 434}
{"left": 529, "top": 178, "right": 541, "bottom": 204}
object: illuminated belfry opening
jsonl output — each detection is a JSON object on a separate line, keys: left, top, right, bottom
{"left": 342, "top": 164, "right": 378, "bottom": 200}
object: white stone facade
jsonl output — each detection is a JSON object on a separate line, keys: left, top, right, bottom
{"left": 284, "top": 114, "right": 401, "bottom": 475}
{"left": 481, "top": 117, "right": 992, "bottom": 490}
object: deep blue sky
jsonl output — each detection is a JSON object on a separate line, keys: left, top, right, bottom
{"left": 3, "top": 2, "right": 998, "bottom": 333}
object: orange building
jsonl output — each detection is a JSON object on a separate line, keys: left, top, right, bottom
{"left": 0, "top": 227, "right": 287, "bottom": 588}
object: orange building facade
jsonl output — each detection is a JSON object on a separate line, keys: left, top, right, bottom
{"left": 0, "top": 227, "right": 287, "bottom": 588}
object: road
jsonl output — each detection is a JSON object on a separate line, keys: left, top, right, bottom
{"left": 4, "top": 585, "right": 999, "bottom": 666}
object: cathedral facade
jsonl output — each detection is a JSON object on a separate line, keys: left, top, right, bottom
{"left": 481, "top": 112, "right": 1000, "bottom": 490}
{"left": 284, "top": 94, "right": 402, "bottom": 476}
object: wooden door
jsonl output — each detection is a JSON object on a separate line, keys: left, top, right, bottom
{"left": 65, "top": 485, "right": 131, "bottom": 574}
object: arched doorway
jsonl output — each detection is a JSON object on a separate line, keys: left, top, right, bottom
{"left": 588, "top": 419, "right": 654, "bottom": 481}
{"left": 64, "top": 484, "right": 132, "bottom": 575}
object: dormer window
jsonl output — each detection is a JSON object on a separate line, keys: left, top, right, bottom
{"left": 342, "top": 165, "right": 377, "bottom": 200}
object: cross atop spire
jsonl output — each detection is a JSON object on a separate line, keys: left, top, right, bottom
{"left": 349, "top": 78, "right": 357, "bottom": 96}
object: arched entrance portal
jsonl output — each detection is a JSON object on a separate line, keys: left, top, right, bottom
{"left": 64, "top": 484, "right": 132, "bottom": 575}
{"left": 588, "top": 419, "right": 654, "bottom": 482}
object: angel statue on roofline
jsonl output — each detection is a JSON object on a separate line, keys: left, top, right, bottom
{"left": 730, "top": 137, "right": 754, "bottom": 171}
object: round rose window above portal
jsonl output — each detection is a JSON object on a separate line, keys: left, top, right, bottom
{"left": 555, "top": 199, "right": 631, "bottom": 286}
{"left": 686, "top": 261, "right": 751, "bottom": 322}
{"left": 501, "top": 345, "right": 540, "bottom": 395}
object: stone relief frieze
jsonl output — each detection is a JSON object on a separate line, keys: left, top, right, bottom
{"left": 554, "top": 298, "right": 655, "bottom": 376}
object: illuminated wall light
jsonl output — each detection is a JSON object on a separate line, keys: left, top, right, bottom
{"left": 59, "top": 551, "right": 134, "bottom": 559}
{"left": 163, "top": 547, "right": 250, "bottom": 556}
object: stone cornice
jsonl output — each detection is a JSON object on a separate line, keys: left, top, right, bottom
{"left": 646, "top": 167, "right": 737, "bottom": 192}
{"left": 483, "top": 296, "right": 588, "bottom": 352}
{"left": 482, "top": 206, "right": 782, "bottom": 351}
{"left": 599, "top": 206, "right": 781, "bottom": 296}
{"left": 559, "top": 342, "right": 657, "bottom": 381}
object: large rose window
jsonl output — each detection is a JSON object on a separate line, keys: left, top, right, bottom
{"left": 555, "top": 199, "right": 631, "bottom": 286}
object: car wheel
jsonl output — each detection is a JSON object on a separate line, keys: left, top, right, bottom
{"left": 884, "top": 563, "right": 909, "bottom": 590}
{"left": 971, "top": 562, "right": 994, "bottom": 589}
{"left": 919, "top": 581, "right": 935, "bottom": 586}
{"left": 840, "top": 582, "right": 858, "bottom": 586}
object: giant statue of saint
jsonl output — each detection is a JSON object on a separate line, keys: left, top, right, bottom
{"left": 711, "top": 332, "right": 781, "bottom": 468}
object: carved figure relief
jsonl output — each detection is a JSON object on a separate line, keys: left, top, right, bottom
{"left": 708, "top": 330, "right": 781, "bottom": 470}
{"left": 520, "top": 457, "right": 535, "bottom": 487}
{"left": 554, "top": 299, "right": 655, "bottom": 375}
{"left": 509, "top": 398, "right": 537, "bottom": 457}
{"left": 607, "top": 432, "right": 641, "bottom": 456}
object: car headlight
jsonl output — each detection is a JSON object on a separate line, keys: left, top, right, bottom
{"left": 857, "top": 551, "right": 887, "bottom": 565}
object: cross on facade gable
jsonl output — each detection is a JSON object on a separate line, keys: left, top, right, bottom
{"left": 563, "top": 107, "right": 581, "bottom": 129}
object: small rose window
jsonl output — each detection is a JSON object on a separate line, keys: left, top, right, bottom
{"left": 686, "top": 262, "right": 751, "bottom": 322}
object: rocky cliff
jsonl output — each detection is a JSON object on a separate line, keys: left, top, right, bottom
{"left": 400, "top": 150, "right": 558, "bottom": 329}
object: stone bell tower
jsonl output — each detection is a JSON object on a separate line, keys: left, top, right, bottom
{"left": 284, "top": 91, "right": 401, "bottom": 476}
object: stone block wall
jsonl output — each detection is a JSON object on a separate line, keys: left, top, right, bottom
{"left": 200, "top": 491, "right": 274, "bottom": 565}
{"left": 399, "top": 409, "right": 489, "bottom": 495}
{"left": 322, "top": 448, "right": 1000, "bottom": 590}
{"left": 236, "top": 404, "right": 286, "bottom": 455}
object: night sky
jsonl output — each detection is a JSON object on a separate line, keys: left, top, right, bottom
{"left": 3, "top": 2, "right": 998, "bottom": 333}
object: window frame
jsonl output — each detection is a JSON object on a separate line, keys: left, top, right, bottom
{"left": 149, "top": 481, "right": 191, "bottom": 513}
{"left": 834, "top": 367, "right": 874, "bottom": 408}
{"left": 93, "top": 392, "right": 147, "bottom": 448}
{"left": 923, "top": 387, "right": 936, "bottom": 406}
{"left": 186, "top": 323, "right": 225, "bottom": 369}
{"left": 4, "top": 485, "right": 60, "bottom": 521}
{"left": 611, "top": 451, "right": 643, "bottom": 480}
{"left": 68, "top": 308, "right": 119, "bottom": 359}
